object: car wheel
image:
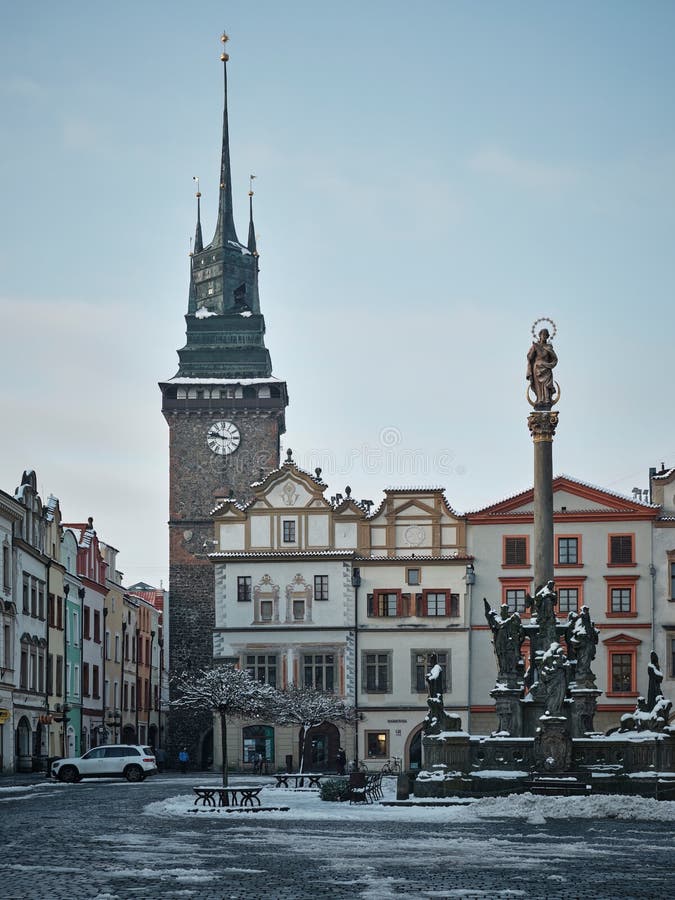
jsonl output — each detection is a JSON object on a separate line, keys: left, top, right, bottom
{"left": 124, "top": 765, "right": 144, "bottom": 783}
{"left": 60, "top": 766, "right": 80, "bottom": 783}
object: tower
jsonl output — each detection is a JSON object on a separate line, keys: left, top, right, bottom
{"left": 159, "top": 34, "right": 288, "bottom": 758}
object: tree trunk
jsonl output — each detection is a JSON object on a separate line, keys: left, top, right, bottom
{"left": 220, "top": 711, "right": 228, "bottom": 787}
{"left": 299, "top": 725, "right": 306, "bottom": 773}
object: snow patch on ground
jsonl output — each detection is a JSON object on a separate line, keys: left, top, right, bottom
{"left": 143, "top": 779, "right": 675, "bottom": 824}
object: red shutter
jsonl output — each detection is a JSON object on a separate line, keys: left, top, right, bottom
{"left": 400, "top": 593, "right": 410, "bottom": 616}
{"left": 367, "top": 593, "right": 375, "bottom": 617}
{"left": 449, "top": 592, "right": 459, "bottom": 617}
{"left": 415, "top": 593, "right": 424, "bottom": 616}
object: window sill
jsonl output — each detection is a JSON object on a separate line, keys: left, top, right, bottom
{"left": 606, "top": 611, "right": 638, "bottom": 618}
{"left": 501, "top": 564, "right": 531, "bottom": 570}
{"left": 555, "top": 563, "right": 583, "bottom": 569}
{"left": 605, "top": 691, "right": 639, "bottom": 698}
{"left": 607, "top": 562, "right": 637, "bottom": 568}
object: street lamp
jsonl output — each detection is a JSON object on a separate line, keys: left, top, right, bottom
{"left": 148, "top": 630, "right": 156, "bottom": 745}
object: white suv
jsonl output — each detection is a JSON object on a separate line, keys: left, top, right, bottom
{"left": 51, "top": 745, "right": 157, "bottom": 783}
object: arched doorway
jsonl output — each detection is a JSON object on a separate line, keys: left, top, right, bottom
{"left": 16, "top": 717, "right": 31, "bottom": 772}
{"left": 200, "top": 728, "right": 213, "bottom": 770}
{"left": 407, "top": 726, "right": 423, "bottom": 771}
{"left": 121, "top": 724, "right": 136, "bottom": 745}
{"left": 300, "top": 723, "right": 339, "bottom": 772}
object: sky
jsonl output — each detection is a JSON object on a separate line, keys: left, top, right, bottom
{"left": 1, "top": 1, "right": 675, "bottom": 587}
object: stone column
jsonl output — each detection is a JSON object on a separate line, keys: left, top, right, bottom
{"left": 528, "top": 411, "right": 559, "bottom": 590}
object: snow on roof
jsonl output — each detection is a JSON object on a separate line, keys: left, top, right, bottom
{"left": 384, "top": 485, "right": 446, "bottom": 492}
{"left": 652, "top": 467, "right": 675, "bottom": 481}
{"left": 209, "top": 550, "right": 356, "bottom": 559}
{"left": 467, "top": 473, "right": 660, "bottom": 514}
{"left": 164, "top": 377, "right": 283, "bottom": 385}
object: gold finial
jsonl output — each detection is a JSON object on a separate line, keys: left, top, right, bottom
{"left": 220, "top": 31, "right": 229, "bottom": 61}
{"left": 249, "top": 173, "right": 256, "bottom": 197}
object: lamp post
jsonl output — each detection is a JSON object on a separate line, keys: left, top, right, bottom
{"left": 148, "top": 630, "right": 155, "bottom": 745}
{"left": 121, "top": 621, "right": 127, "bottom": 742}
{"left": 135, "top": 627, "right": 140, "bottom": 743}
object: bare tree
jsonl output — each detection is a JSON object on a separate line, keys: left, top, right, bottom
{"left": 275, "top": 685, "right": 355, "bottom": 773}
{"left": 172, "top": 665, "right": 276, "bottom": 785}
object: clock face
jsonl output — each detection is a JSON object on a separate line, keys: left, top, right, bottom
{"left": 206, "top": 421, "right": 241, "bottom": 456}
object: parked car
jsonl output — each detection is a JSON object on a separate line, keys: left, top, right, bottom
{"left": 51, "top": 745, "right": 157, "bottom": 783}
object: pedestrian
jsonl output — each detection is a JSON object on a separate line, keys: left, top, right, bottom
{"left": 178, "top": 747, "right": 189, "bottom": 774}
{"left": 155, "top": 747, "right": 167, "bottom": 772}
{"left": 336, "top": 747, "right": 346, "bottom": 776}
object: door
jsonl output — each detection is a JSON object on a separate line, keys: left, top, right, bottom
{"left": 79, "top": 746, "right": 107, "bottom": 776}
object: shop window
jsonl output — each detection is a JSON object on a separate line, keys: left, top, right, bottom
{"left": 243, "top": 724, "right": 275, "bottom": 766}
{"left": 365, "top": 730, "right": 389, "bottom": 759}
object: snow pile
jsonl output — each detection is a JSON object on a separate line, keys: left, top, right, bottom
{"left": 144, "top": 778, "right": 675, "bottom": 824}
{"left": 195, "top": 307, "right": 217, "bottom": 318}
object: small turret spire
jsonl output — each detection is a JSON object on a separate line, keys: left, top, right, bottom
{"left": 214, "top": 32, "right": 239, "bottom": 246}
{"left": 247, "top": 174, "right": 257, "bottom": 255}
{"left": 192, "top": 176, "right": 203, "bottom": 253}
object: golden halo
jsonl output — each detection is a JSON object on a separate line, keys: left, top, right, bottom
{"left": 531, "top": 317, "right": 557, "bottom": 340}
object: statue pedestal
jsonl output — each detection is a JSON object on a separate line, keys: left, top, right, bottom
{"left": 568, "top": 687, "right": 601, "bottom": 737}
{"left": 521, "top": 695, "right": 547, "bottom": 737}
{"left": 490, "top": 686, "right": 523, "bottom": 736}
{"left": 421, "top": 731, "right": 471, "bottom": 774}
{"left": 534, "top": 715, "right": 572, "bottom": 774}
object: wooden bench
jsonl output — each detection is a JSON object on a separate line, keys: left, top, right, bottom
{"left": 193, "top": 785, "right": 263, "bottom": 807}
{"left": 273, "top": 773, "right": 323, "bottom": 789}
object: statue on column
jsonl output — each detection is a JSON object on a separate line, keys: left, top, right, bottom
{"left": 527, "top": 581, "right": 559, "bottom": 649}
{"left": 539, "top": 643, "right": 569, "bottom": 717}
{"left": 527, "top": 324, "right": 559, "bottom": 409}
{"left": 484, "top": 599, "right": 524, "bottom": 687}
{"left": 566, "top": 605, "right": 599, "bottom": 687}
{"left": 647, "top": 651, "right": 664, "bottom": 711}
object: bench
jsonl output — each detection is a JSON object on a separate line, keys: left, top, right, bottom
{"left": 347, "top": 772, "right": 383, "bottom": 804}
{"left": 193, "top": 785, "right": 263, "bottom": 807}
{"left": 273, "top": 773, "right": 323, "bottom": 789}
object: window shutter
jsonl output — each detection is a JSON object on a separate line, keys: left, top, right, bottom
{"left": 415, "top": 593, "right": 424, "bottom": 616}
{"left": 367, "top": 593, "right": 375, "bottom": 617}
{"left": 387, "top": 653, "right": 393, "bottom": 694}
{"left": 399, "top": 593, "right": 410, "bottom": 617}
{"left": 450, "top": 592, "right": 459, "bottom": 617}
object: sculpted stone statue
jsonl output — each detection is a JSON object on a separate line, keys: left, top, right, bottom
{"left": 527, "top": 328, "right": 558, "bottom": 408}
{"left": 484, "top": 599, "right": 524, "bottom": 687}
{"left": 567, "top": 605, "right": 599, "bottom": 687}
{"left": 647, "top": 651, "right": 664, "bottom": 711}
{"left": 527, "top": 581, "right": 559, "bottom": 649}
{"left": 539, "top": 643, "right": 568, "bottom": 717}
{"left": 425, "top": 652, "right": 444, "bottom": 704}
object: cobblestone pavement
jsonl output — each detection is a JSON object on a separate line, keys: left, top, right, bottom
{"left": 1, "top": 775, "right": 673, "bottom": 899}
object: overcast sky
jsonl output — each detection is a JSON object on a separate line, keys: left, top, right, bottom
{"left": 2, "top": 1, "right": 674, "bottom": 587}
